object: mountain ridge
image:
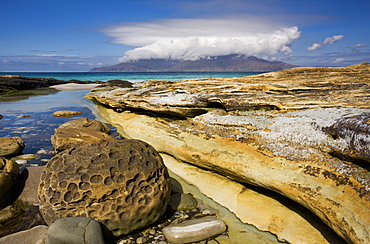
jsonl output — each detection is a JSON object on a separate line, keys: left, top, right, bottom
{"left": 90, "top": 55, "right": 297, "bottom": 72}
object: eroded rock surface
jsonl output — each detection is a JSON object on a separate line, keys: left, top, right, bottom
{"left": 86, "top": 63, "right": 370, "bottom": 244}
{"left": 51, "top": 118, "right": 117, "bottom": 153}
{"left": 38, "top": 140, "right": 171, "bottom": 237}
{"left": 0, "top": 137, "right": 25, "bottom": 157}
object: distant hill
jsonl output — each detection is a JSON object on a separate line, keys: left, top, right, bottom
{"left": 90, "top": 55, "right": 297, "bottom": 72}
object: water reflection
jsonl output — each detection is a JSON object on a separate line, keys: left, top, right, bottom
{"left": 0, "top": 88, "right": 59, "bottom": 103}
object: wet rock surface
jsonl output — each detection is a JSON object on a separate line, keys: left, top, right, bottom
{"left": 87, "top": 63, "right": 370, "bottom": 244}
{"left": 38, "top": 139, "right": 171, "bottom": 237}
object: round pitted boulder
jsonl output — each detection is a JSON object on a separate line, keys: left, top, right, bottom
{"left": 38, "top": 139, "right": 171, "bottom": 237}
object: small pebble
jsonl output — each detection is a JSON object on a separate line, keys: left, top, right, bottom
{"left": 136, "top": 237, "right": 145, "bottom": 243}
{"left": 162, "top": 216, "right": 227, "bottom": 243}
{"left": 15, "top": 159, "right": 27, "bottom": 166}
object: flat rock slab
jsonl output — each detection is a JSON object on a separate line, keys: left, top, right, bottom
{"left": 0, "top": 225, "right": 48, "bottom": 244}
{"left": 18, "top": 166, "right": 45, "bottom": 205}
{"left": 51, "top": 110, "right": 83, "bottom": 118}
{"left": 86, "top": 63, "right": 370, "bottom": 117}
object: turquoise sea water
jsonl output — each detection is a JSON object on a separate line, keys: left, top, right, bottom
{"left": 0, "top": 71, "right": 261, "bottom": 82}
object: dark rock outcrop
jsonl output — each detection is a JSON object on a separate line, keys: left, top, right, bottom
{"left": 0, "top": 75, "right": 103, "bottom": 95}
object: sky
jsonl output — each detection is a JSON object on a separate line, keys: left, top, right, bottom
{"left": 1, "top": 0, "right": 369, "bottom": 71}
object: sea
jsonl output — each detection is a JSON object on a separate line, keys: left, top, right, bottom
{"left": 0, "top": 71, "right": 260, "bottom": 82}
{"left": 0, "top": 71, "right": 261, "bottom": 165}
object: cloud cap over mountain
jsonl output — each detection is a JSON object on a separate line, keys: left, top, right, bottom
{"left": 102, "top": 18, "right": 301, "bottom": 62}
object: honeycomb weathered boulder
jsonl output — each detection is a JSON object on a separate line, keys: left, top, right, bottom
{"left": 51, "top": 118, "right": 117, "bottom": 153}
{"left": 38, "top": 139, "right": 171, "bottom": 237}
{"left": 0, "top": 157, "right": 19, "bottom": 206}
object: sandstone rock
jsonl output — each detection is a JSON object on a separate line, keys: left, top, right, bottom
{"left": 46, "top": 217, "right": 104, "bottom": 244}
{"left": 0, "top": 157, "right": 19, "bottom": 206}
{"left": 51, "top": 127, "right": 118, "bottom": 153}
{"left": 38, "top": 140, "right": 171, "bottom": 237}
{"left": 0, "top": 137, "right": 25, "bottom": 157}
{"left": 162, "top": 216, "right": 227, "bottom": 243}
{"left": 0, "top": 225, "right": 48, "bottom": 244}
{"left": 57, "top": 118, "right": 111, "bottom": 134}
{"left": 163, "top": 153, "right": 346, "bottom": 244}
{"left": 86, "top": 63, "right": 370, "bottom": 117}
{"left": 51, "top": 118, "right": 117, "bottom": 153}
{"left": 86, "top": 63, "right": 370, "bottom": 244}
{"left": 51, "top": 110, "right": 83, "bottom": 118}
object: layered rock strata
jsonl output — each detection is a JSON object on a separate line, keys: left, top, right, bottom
{"left": 86, "top": 63, "right": 370, "bottom": 244}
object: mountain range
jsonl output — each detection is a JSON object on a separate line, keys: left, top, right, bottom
{"left": 90, "top": 55, "right": 297, "bottom": 72}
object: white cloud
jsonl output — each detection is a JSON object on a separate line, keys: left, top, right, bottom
{"left": 323, "top": 35, "right": 345, "bottom": 44}
{"left": 102, "top": 18, "right": 301, "bottom": 62}
{"left": 307, "top": 35, "right": 345, "bottom": 51}
{"left": 353, "top": 43, "right": 367, "bottom": 48}
{"left": 333, "top": 58, "right": 345, "bottom": 63}
{"left": 307, "top": 43, "right": 322, "bottom": 51}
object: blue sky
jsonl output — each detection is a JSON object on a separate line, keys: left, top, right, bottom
{"left": 1, "top": 0, "right": 369, "bottom": 71}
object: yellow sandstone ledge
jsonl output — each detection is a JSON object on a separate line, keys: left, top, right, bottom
{"left": 162, "top": 153, "right": 344, "bottom": 244}
{"left": 94, "top": 107, "right": 369, "bottom": 244}
{"left": 87, "top": 63, "right": 370, "bottom": 244}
